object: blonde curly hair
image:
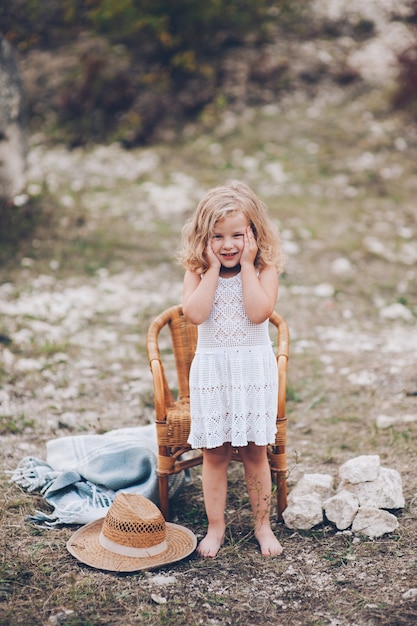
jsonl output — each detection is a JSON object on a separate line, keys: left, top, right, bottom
{"left": 178, "top": 180, "right": 285, "bottom": 274}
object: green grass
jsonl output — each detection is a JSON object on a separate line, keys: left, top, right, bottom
{"left": 0, "top": 413, "right": 35, "bottom": 435}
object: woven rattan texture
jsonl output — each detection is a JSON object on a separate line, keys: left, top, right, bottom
{"left": 157, "top": 399, "right": 191, "bottom": 446}
{"left": 102, "top": 494, "right": 166, "bottom": 548}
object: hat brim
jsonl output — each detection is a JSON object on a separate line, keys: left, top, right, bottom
{"left": 67, "top": 518, "right": 197, "bottom": 572}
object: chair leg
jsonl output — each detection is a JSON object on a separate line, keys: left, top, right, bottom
{"left": 276, "top": 472, "right": 287, "bottom": 521}
{"left": 158, "top": 474, "right": 170, "bottom": 520}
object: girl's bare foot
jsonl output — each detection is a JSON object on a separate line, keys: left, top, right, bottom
{"left": 197, "top": 525, "right": 225, "bottom": 558}
{"left": 254, "top": 526, "right": 283, "bottom": 556}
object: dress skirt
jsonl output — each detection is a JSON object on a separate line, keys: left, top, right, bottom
{"left": 188, "top": 343, "right": 278, "bottom": 449}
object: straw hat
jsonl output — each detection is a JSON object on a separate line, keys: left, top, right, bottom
{"left": 66, "top": 493, "right": 197, "bottom": 572}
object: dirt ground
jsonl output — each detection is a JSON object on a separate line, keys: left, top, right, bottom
{"left": 1, "top": 5, "right": 417, "bottom": 625}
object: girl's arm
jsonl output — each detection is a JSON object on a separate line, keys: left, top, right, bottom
{"left": 241, "top": 264, "right": 278, "bottom": 323}
{"left": 240, "top": 227, "right": 279, "bottom": 323}
{"left": 183, "top": 243, "right": 220, "bottom": 325}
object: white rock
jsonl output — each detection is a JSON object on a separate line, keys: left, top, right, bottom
{"left": 15, "top": 357, "right": 43, "bottom": 372}
{"left": 151, "top": 593, "right": 167, "bottom": 605}
{"left": 402, "top": 588, "right": 417, "bottom": 600}
{"left": 0, "top": 389, "right": 10, "bottom": 404}
{"left": 347, "top": 22, "right": 414, "bottom": 84}
{"left": 47, "top": 610, "right": 75, "bottom": 625}
{"left": 149, "top": 574, "right": 177, "bottom": 586}
{"left": 341, "top": 467, "right": 405, "bottom": 509}
{"left": 282, "top": 494, "right": 324, "bottom": 530}
{"left": 347, "top": 370, "right": 378, "bottom": 386}
{"left": 283, "top": 473, "right": 334, "bottom": 530}
{"left": 323, "top": 490, "right": 359, "bottom": 530}
{"left": 402, "top": 414, "right": 417, "bottom": 424}
{"left": 375, "top": 414, "right": 397, "bottom": 429}
{"left": 283, "top": 239, "right": 300, "bottom": 256}
{"left": 1, "top": 348, "right": 15, "bottom": 368}
{"left": 376, "top": 413, "right": 417, "bottom": 429}
{"left": 314, "top": 283, "right": 334, "bottom": 298}
{"left": 339, "top": 455, "right": 380, "bottom": 484}
{"left": 58, "top": 412, "right": 78, "bottom": 429}
{"left": 288, "top": 473, "right": 334, "bottom": 502}
{"left": 331, "top": 257, "right": 352, "bottom": 275}
{"left": 351, "top": 506, "right": 399, "bottom": 538}
{"left": 380, "top": 303, "right": 413, "bottom": 321}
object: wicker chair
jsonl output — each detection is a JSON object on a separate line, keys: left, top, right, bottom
{"left": 146, "top": 304, "right": 290, "bottom": 521}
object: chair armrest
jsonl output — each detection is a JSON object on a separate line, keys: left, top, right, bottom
{"left": 270, "top": 311, "right": 289, "bottom": 360}
{"left": 147, "top": 307, "right": 181, "bottom": 421}
{"left": 149, "top": 358, "right": 168, "bottom": 422}
{"left": 277, "top": 354, "right": 287, "bottom": 419}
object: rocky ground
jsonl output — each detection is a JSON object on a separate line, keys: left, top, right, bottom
{"left": 1, "top": 2, "right": 417, "bottom": 625}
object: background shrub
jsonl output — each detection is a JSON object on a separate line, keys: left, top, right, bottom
{"left": 1, "top": 0, "right": 288, "bottom": 144}
{"left": 392, "top": 3, "right": 417, "bottom": 121}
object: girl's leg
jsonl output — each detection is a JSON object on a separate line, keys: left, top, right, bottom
{"left": 239, "top": 442, "right": 283, "bottom": 556}
{"left": 199, "top": 442, "right": 233, "bottom": 557}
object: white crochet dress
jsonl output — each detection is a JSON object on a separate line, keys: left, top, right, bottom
{"left": 188, "top": 272, "right": 278, "bottom": 449}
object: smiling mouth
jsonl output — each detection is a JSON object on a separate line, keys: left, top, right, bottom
{"left": 222, "top": 252, "right": 237, "bottom": 258}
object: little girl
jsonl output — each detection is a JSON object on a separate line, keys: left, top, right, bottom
{"left": 178, "top": 180, "right": 285, "bottom": 558}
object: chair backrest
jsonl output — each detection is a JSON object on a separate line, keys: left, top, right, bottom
{"left": 167, "top": 305, "right": 198, "bottom": 400}
{"left": 146, "top": 305, "right": 197, "bottom": 405}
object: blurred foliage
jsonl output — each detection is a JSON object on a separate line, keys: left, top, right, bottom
{"left": 0, "top": 195, "right": 54, "bottom": 265}
{"left": 3, "top": 1, "right": 416, "bottom": 146}
{"left": 0, "top": 0, "right": 89, "bottom": 50}
{"left": 1, "top": 0, "right": 278, "bottom": 56}
{"left": 1, "top": 0, "right": 302, "bottom": 145}
{"left": 89, "top": 0, "right": 271, "bottom": 54}
{"left": 392, "top": 2, "right": 417, "bottom": 121}
{"left": 54, "top": 37, "right": 138, "bottom": 146}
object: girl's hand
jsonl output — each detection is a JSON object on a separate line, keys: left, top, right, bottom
{"left": 205, "top": 240, "right": 221, "bottom": 270}
{"left": 241, "top": 226, "right": 258, "bottom": 266}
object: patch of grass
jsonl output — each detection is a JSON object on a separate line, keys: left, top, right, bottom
{"left": 26, "top": 341, "right": 71, "bottom": 359}
{"left": 0, "top": 413, "right": 35, "bottom": 435}
{"left": 322, "top": 544, "right": 356, "bottom": 567}
{"left": 285, "top": 384, "right": 302, "bottom": 403}
{"left": 0, "top": 196, "right": 54, "bottom": 268}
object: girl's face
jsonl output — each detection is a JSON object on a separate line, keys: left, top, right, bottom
{"left": 210, "top": 211, "right": 249, "bottom": 271}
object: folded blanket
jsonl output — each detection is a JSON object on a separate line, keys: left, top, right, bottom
{"left": 10, "top": 424, "right": 187, "bottom": 526}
